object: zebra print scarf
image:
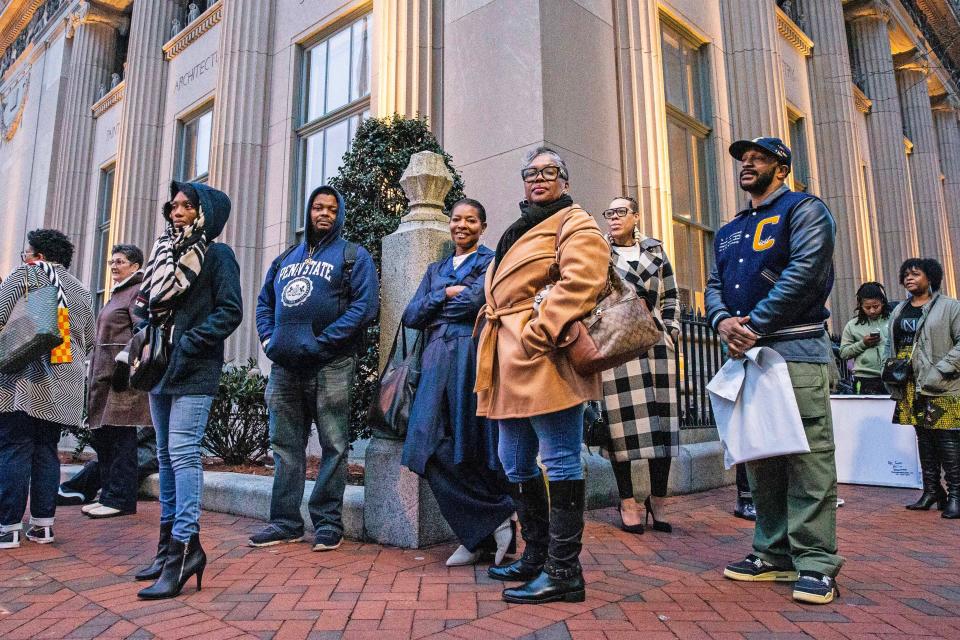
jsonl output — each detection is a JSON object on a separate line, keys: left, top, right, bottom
{"left": 139, "top": 212, "right": 208, "bottom": 324}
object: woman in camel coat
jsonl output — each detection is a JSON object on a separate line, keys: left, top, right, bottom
{"left": 476, "top": 147, "right": 608, "bottom": 605}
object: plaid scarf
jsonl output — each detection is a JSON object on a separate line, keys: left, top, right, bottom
{"left": 34, "top": 261, "right": 73, "bottom": 364}
{"left": 139, "top": 211, "right": 209, "bottom": 325}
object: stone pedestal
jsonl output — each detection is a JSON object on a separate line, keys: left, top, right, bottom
{"left": 896, "top": 61, "right": 956, "bottom": 295}
{"left": 109, "top": 0, "right": 179, "bottom": 255}
{"left": 364, "top": 150, "right": 454, "bottom": 548}
{"left": 846, "top": 4, "right": 919, "bottom": 285}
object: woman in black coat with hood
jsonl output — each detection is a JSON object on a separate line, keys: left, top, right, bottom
{"left": 132, "top": 181, "right": 242, "bottom": 600}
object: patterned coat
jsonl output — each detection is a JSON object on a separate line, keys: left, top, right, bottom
{"left": 601, "top": 237, "right": 680, "bottom": 461}
{"left": 0, "top": 264, "right": 95, "bottom": 427}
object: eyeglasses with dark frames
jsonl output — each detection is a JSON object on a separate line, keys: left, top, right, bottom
{"left": 602, "top": 207, "right": 632, "bottom": 219}
{"left": 521, "top": 165, "right": 566, "bottom": 183}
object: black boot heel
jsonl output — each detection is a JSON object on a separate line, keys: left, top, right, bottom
{"left": 644, "top": 496, "right": 672, "bottom": 533}
{"left": 138, "top": 533, "right": 207, "bottom": 600}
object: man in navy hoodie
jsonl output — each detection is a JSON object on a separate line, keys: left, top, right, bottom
{"left": 250, "top": 185, "right": 379, "bottom": 551}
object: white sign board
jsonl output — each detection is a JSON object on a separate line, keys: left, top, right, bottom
{"left": 831, "top": 395, "right": 921, "bottom": 489}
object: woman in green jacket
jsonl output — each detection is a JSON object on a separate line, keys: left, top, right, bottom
{"left": 839, "top": 282, "right": 891, "bottom": 395}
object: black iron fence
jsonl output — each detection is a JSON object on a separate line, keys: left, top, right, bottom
{"left": 674, "top": 312, "right": 724, "bottom": 428}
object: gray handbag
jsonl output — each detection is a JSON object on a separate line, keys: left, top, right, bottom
{"left": 0, "top": 266, "right": 64, "bottom": 374}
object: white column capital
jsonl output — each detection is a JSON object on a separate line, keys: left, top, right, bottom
{"left": 844, "top": 0, "right": 891, "bottom": 24}
{"left": 894, "top": 49, "right": 930, "bottom": 76}
{"left": 66, "top": 1, "right": 129, "bottom": 39}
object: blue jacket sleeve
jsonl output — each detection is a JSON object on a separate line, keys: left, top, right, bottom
{"left": 705, "top": 235, "right": 731, "bottom": 330}
{"left": 256, "top": 257, "right": 281, "bottom": 345}
{"left": 747, "top": 199, "right": 836, "bottom": 335}
{"left": 180, "top": 245, "right": 244, "bottom": 355}
{"left": 442, "top": 259, "right": 491, "bottom": 323}
{"left": 401, "top": 264, "right": 447, "bottom": 330}
{"left": 316, "top": 247, "right": 380, "bottom": 354}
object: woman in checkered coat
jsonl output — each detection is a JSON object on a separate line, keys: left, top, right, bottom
{"left": 600, "top": 197, "right": 681, "bottom": 534}
{"left": 0, "top": 230, "right": 95, "bottom": 549}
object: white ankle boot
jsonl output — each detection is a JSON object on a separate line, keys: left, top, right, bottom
{"left": 446, "top": 545, "right": 481, "bottom": 566}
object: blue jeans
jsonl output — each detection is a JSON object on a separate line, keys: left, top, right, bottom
{"left": 498, "top": 404, "right": 585, "bottom": 483}
{"left": 266, "top": 358, "right": 354, "bottom": 537}
{"left": 149, "top": 394, "right": 214, "bottom": 542}
{"left": 0, "top": 411, "right": 62, "bottom": 533}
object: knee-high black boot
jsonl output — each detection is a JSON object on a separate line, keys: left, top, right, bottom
{"left": 502, "top": 479, "right": 586, "bottom": 604}
{"left": 488, "top": 475, "right": 549, "bottom": 582}
{"left": 937, "top": 430, "right": 960, "bottom": 519}
{"left": 137, "top": 533, "right": 206, "bottom": 599}
{"left": 135, "top": 521, "right": 173, "bottom": 581}
{"left": 906, "top": 427, "right": 946, "bottom": 510}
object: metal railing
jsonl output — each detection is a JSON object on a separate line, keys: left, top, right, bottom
{"left": 674, "top": 312, "right": 724, "bottom": 428}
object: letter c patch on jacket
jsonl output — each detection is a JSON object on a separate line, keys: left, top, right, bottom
{"left": 752, "top": 215, "right": 781, "bottom": 252}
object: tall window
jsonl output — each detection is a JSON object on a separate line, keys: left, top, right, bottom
{"left": 661, "top": 20, "right": 714, "bottom": 313}
{"left": 177, "top": 107, "right": 213, "bottom": 183}
{"left": 92, "top": 165, "right": 116, "bottom": 312}
{"left": 788, "top": 111, "right": 810, "bottom": 192}
{"left": 295, "top": 13, "right": 371, "bottom": 239}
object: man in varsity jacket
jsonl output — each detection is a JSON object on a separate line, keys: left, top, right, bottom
{"left": 705, "top": 137, "right": 842, "bottom": 605}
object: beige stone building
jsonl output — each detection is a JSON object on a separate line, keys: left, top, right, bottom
{"left": 2, "top": 0, "right": 960, "bottom": 361}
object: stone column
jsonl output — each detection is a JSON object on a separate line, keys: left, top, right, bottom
{"left": 612, "top": 0, "right": 672, "bottom": 242}
{"left": 896, "top": 57, "right": 956, "bottom": 294}
{"left": 49, "top": 2, "right": 123, "bottom": 274}
{"left": 846, "top": 3, "right": 919, "bottom": 286}
{"left": 799, "top": 0, "right": 874, "bottom": 317}
{"left": 933, "top": 102, "right": 960, "bottom": 291}
{"left": 364, "top": 151, "right": 454, "bottom": 548}
{"left": 109, "top": 0, "right": 178, "bottom": 255}
{"left": 374, "top": 0, "right": 443, "bottom": 138}
{"left": 719, "top": 0, "right": 787, "bottom": 139}
{"left": 208, "top": 0, "right": 276, "bottom": 361}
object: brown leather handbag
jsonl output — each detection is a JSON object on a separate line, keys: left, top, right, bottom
{"left": 534, "top": 213, "right": 661, "bottom": 375}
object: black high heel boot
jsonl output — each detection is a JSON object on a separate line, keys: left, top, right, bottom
{"left": 906, "top": 427, "right": 946, "bottom": 510}
{"left": 489, "top": 476, "right": 549, "bottom": 581}
{"left": 644, "top": 496, "right": 672, "bottom": 533}
{"left": 138, "top": 533, "right": 206, "bottom": 599}
{"left": 503, "top": 479, "right": 586, "bottom": 604}
{"left": 937, "top": 430, "right": 960, "bottom": 519}
{"left": 135, "top": 521, "right": 173, "bottom": 581}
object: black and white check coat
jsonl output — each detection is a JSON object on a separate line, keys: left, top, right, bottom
{"left": 0, "top": 264, "right": 95, "bottom": 427}
{"left": 600, "top": 237, "right": 681, "bottom": 462}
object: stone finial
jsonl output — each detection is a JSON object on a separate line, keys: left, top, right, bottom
{"left": 399, "top": 151, "right": 453, "bottom": 223}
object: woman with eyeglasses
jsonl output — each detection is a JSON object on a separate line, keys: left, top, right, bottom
{"left": 476, "top": 147, "right": 608, "bottom": 604}
{"left": 598, "top": 197, "right": 680, "bottom": 535}
{"left": 133, "top": 182, "right": 242, "bottom": 599}
{"left": 79, "top": 244, "right": 153, "bottom": 520}
{"left": 0, "top": 229, "right": 95, "bottom": 550}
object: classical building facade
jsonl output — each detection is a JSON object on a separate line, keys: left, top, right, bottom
{"left": 2, "top": 0, "right": 960, "bottom": 361}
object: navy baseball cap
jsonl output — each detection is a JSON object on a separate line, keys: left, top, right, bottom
{"left": 729, "top": 137, "right": 792, "bottom": 167}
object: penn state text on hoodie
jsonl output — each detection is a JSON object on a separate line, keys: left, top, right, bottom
{"left": 256, "top": 185, "right": 379, "bottom": 370}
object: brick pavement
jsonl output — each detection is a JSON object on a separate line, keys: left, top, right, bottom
{"left": 1, "top": 484, "right": 958, "bottom": 639}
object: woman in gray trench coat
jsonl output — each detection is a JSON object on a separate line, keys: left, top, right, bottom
{"left": 600, "top": 197, "right": 680, "bottom": 534}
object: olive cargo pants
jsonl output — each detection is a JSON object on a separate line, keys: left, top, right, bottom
{"left": 745, "top": 362, "right": 844, "bottom": 577}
